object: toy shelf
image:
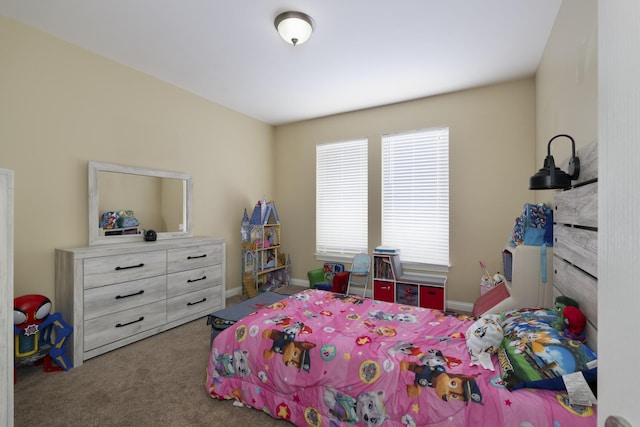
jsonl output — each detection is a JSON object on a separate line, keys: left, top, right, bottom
{"left": 372, "top": 252, "right": 446, "bottom": 310}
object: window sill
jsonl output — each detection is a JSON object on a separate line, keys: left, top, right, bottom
{"left": 316, "top": 253, "right": 450, "bottom": 274}
{"left": 315, "top": 253, "right": 356, "bottom": 263}
{"left": 402, "top": 261, "right": 450, "bottom": 274}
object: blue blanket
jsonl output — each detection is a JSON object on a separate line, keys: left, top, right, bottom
{"left": 207, "top": 292, "right": 288, "bottom": 342}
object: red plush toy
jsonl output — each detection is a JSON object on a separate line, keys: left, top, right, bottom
{"left": 563, "top": 306, "right": 586, "bottom": 342}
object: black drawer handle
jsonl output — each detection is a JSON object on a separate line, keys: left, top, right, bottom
{"left": 187, "top": 276, "right": 207, "bottom": 283}
{"left": 115, "top": 263, "right": 144, "bottom": 271}
{"left": 187, "top": 254, "right": 207, "bottom": 260}
{"left": 115, "top": 316, "right": 144, "bottom": 328}
{"left": 187, "top": 297, "right": 207, "bottom": 306}
{"left": 115, "top": 290, "right": 144, "bottom": 300}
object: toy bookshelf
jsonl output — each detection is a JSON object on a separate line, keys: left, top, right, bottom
{"left": 372, "top": 252, "right": 446, "bottom": 310}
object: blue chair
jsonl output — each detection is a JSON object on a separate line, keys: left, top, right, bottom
{"left": 346, "top": 253, "right": 371, "bottom": 297}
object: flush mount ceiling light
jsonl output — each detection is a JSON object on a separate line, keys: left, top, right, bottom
{"left": 529, "top": 134, "right": 581, "bottom": 190}
{"left": 274, "top": 11, "right": 314, "bottom": 46}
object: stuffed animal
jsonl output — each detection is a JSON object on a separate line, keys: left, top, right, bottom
{"left": 465, "top": 314, "right": 503, "bottom": 371}
{"left": 563, "top": 306, "right": 586, "bottom": 341}
{"left": 553, "top": 295, "right": 580, "bottom": 331}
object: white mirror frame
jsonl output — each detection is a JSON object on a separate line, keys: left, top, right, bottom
{"left": 88, "top": 161, "right": 193, "bottom": 245}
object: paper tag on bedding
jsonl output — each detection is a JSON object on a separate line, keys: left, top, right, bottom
{"left": 563, "top": 371, "right": 597, "bottom": 406}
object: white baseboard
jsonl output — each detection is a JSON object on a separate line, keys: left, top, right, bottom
{"left": 226, "top": 286, "right": 242, "bottom": 298}
{"left": 446, "top": 300, "right": 474, "bottom": 313}
{"left": 226, "top": 278, "right": 308, "bottom": 299}
{"left": 289, "top": 278, "right": 308, "bottom": 287}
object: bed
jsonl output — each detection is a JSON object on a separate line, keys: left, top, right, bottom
{"left": 205, "top": 289, "right": 596, "bottom": 426}
{"left": 205, "top": 141, "right": 598, "bottom": 426}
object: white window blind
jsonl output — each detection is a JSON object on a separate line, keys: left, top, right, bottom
{"left": 316, "top": 138, "right": 368, "bottom": 256}
{"left": 382, "top": 127, "right": 449, "bottom": 267}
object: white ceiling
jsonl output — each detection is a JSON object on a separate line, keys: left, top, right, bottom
{"left": 0, "top": 0, "right": 562, "bottom": 125}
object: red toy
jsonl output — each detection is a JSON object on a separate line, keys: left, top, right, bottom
{"left": 14, "top": 294, "right": 73, "bottom": 381}
{"left": 562, "top": 305, "right": 586, "bottom": 342}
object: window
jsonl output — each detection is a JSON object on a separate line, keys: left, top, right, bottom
{"left": 382, "top": 127, "right": 449, "bottom": 268}
{"left": 316, "top": 138, "right": 368, "bottom": 256}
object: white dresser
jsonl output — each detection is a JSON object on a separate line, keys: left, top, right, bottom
{"left": 55, "top": 236, "right": 225, "bottom": 366}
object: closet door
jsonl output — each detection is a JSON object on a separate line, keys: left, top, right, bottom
{"left": 0, "top": 169, "right": 14, "bottom": 427}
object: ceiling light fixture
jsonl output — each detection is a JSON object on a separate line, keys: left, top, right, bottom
{"left": 274, "top": 11, "right": 314, "bottom": 46}
{"left": 529, "top": 134, "right": 581, "bottom": 190}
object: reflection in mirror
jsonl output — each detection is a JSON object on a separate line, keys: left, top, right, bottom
{"left": 88, "top": 162, "right": 192, "bottom": 245}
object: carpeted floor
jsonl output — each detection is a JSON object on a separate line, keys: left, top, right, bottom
{"left": 13, "top": 285, "right": 307, "bottom": 427}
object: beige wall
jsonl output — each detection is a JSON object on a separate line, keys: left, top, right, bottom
{"left": 535, "top": 0, "right": 603, "bottom": 418}
{"left": 274, "top": 80, "right": 537, "bottom": 303}
{"left": 1, "top": 0, "right": 598, "bottom": 309}
{"left": 534, "top": 0, "right": 598, "bottom": 206}
{"left": 0, "top": 16, "right": 275, "bottom": 304}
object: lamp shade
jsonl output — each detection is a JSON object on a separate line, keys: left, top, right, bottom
{"left": 275, "top": 11, "right": 314, "bottom": 46}
{"left": 529, "top": 157, "right": 573, "bottom": 189}
{"left": 529, "top": 134, "right": 580, "bottom": 190}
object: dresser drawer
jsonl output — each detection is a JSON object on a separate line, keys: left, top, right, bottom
{"left": 84, "top": 276, "right": 167, "bottom": 320}
{"left": 84, "top": 251, "right": 166, "bottom": 289}
{"left": 84, "top": 300, "right": 166, "bottom": 351}
{"left": 167, "top": 244, "right": 221, "bottom": 273}
{"left": 167, "top": 287, "right": 223, "bottom": 323}
{"left": 167, "top": 265, "right": 222, "bottom": 298}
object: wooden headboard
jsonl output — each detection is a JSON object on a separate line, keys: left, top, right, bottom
{"left": 553, "top": 140, "right": 598, "bottom": 350}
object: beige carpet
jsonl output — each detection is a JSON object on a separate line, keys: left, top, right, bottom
{"left": 13, "top": 286, "right": 307, "bottom": 427}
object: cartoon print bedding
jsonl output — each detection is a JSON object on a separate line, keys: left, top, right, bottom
{"left": 205, "top": 290, "right": 596, "bottom": 426}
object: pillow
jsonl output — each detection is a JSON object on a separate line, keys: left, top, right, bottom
{"left": 497, "top": 308, "right": 597, "bottom": 391}
{"left": 465, "top": 314, "right": 503, "bottom": 371}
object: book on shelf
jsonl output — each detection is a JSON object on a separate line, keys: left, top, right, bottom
{"left": 374, "top": 246, "right": 399, "bottom": 254}
{"left": 374, "top": 256, "right": 395, "bottom": 280}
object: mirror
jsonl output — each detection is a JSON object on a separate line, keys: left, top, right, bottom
{"left": 88, "top": 161, "right": 192, "bottom": 245}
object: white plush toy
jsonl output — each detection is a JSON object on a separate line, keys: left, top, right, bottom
{"left": 465, "top": 314, "right": 503, "bottom": 371}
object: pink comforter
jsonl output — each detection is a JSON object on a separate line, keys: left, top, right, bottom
{"left": 205, "top": 290, "right": 596, "bottom": 426}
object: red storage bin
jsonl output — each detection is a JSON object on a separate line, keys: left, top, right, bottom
{"left": 419, "top": 286, "right": 445, "bottom": 310}
{"left": 373, "top": 280, "right": 395, "bottom": 302}
{"left": 332, "top": 271, "right": 350, "bottom": 293}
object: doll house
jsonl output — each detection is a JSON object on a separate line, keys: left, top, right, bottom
{"left": 241, "top": 200, "right": 290, "bottom": 296}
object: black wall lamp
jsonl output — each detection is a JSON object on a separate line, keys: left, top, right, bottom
{"left": 529, "top": 134, "right": 580, "bottom": 190}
